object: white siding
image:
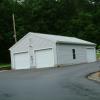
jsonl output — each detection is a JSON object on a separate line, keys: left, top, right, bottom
{"left": 31, "top": 35, "right": 55, "bottom": 50}
{"left": 29, "top": 35, "right": 57, "bottom": 67}
{"left": 56, "top": 44, "right": 88, "bottom": 66}
{"left": 10, "top": 34, "right": 57, "bottom": 69}
{"left": 10, "top": 51, "right": 15, "bottom": 69}
{"left": 11, "top": 37, "right": 29, "bottom": 53}
{"left": 11, "top": 34, "right": 55, "bottom": 53}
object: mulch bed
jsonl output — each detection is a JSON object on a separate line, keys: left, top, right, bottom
{"left": 88, "top": 71, "right": 100, "bottom": 82}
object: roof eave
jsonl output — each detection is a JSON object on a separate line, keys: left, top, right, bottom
{"left": 56, "top": 41, "right": 96, "bottom": 46}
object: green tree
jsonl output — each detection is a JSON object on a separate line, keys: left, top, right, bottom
{"left": 0, "top": 0, "right": 100, "bottom": 63}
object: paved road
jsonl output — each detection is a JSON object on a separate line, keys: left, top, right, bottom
{"left": 0, "top": 62, "right": 100, "bottom": 100}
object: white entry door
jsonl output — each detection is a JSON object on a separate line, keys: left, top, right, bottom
{"left": 86, "top": 48, "right": 96, "bottom": 63}
{"left": 14, "top": 52, "right": 30, "bottom": 69}
{"left": 35, "top": 49, "right": 54, "bottom": 68}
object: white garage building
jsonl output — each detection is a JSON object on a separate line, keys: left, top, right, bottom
{"left": 9, "top": 32, "right": 96, "bottom": 70}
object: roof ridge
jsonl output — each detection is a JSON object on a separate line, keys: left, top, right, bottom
{"left": 30, "top": 32, "right": 73, "bottom": 38}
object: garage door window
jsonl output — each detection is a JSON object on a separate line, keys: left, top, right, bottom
{"left": 72, "top": 49, "right": 76, "bottom": 59}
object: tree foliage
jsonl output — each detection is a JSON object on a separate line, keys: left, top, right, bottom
{"left": 0, "top": 0, "right": 100, "bottom": 63}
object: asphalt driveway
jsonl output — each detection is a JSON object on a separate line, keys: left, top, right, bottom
{"left": 0, "top": 62, "right": 100, "bottom": 100}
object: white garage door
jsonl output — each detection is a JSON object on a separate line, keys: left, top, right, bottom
{"left": 86, "top": 48, "right": 96, "bottom": 63}
{"left": 35, "top": 49, "right": 54, "bottom": 68}
{"left": 14, "top": 52, "right": 30, "bottom": 69}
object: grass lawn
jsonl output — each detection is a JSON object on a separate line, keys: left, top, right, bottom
{"left": 97, "top": 53, "right": 100, "bottom": 60}
{"left": 0, "top": 64, "right": 11, "bottom": 70}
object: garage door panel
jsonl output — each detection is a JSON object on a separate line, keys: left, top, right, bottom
{"left": 14, "top": 52, "right": 30, "bottom": 69}
{"left": 86, "top": 48, "right": 96, "bottom": 62}
{"left": 35, "top": 49, "right": 54, "bottom": 68}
